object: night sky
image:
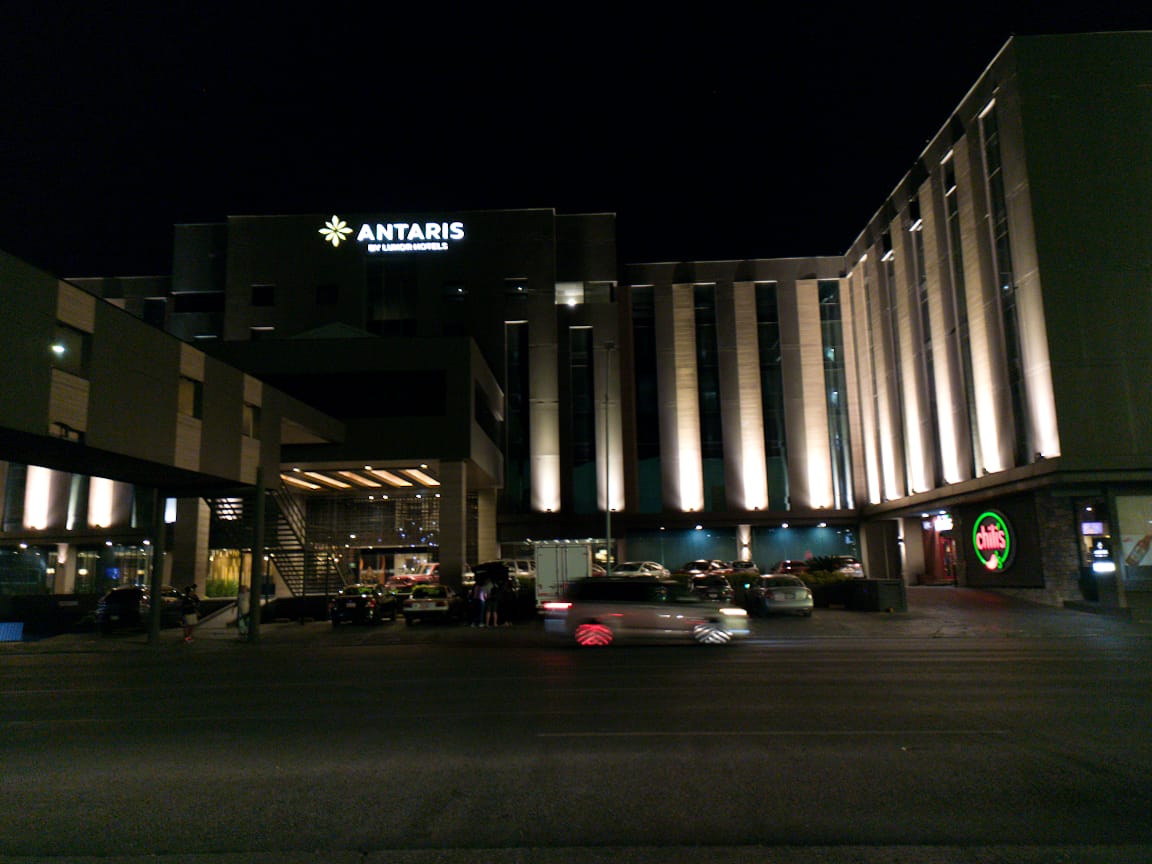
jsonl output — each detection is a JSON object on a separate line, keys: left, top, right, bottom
{"left": 3, "top": 3, "right": 1149, "bottom": 279}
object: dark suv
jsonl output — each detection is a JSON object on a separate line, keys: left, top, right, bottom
{"left": 96, "top": 585, "right": 184, "bottom": 632}
{"left": 543, "top": 576, "right": 748, "bottom": 646}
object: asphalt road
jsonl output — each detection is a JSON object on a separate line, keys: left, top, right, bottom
{"left": 2, "top": 589, "right": 1150, "bottom": 863}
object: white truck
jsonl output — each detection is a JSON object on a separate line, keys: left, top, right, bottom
{"left": 533, "top": 543, "right": 593, "bottom": 611}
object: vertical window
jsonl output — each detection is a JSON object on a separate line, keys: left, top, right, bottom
{"left": 755, "top": 282, "right": 789, "bottom": 510}
{"left": 980, "top": 101, "right": 1030, "bottom": 466}
{"left": 178, "top": 377, "right": 203, "bottom": 419}
{"left": 630, "top": 287, "right": 662, "bottom": 512}
{"left": 942, "top": 150, "right": 981, "bottom": 476}
{"left": 880, "top": 233, "right": 907, "bottom": 495}
{"left": 503, "top": 322, "right": 530, "bottom": 513}
{"left": 909, "top": 199, "right": 944, "bottom": 485}
{"left": 694, "top": 285, "right": 724, "bottom": 510}
{"left": 143, "top": 297, "right": 167, "bottom": 329}
{"left": 569, "top": 327, "right": 597, "bottom": 513}
{"left": 819, "top": 281, "right": 854, "bottom": 508}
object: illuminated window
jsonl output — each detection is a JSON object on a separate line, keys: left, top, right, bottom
{"left": 50, "top": 324, "right": 90, "bottom": 377}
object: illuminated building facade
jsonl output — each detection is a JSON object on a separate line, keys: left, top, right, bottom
{"left": 1, "top": 32, "right": 1150, "bottom": 616}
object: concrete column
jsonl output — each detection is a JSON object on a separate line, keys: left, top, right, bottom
{"left": 476, "top": 488, "right": 499, "bottom": 563}
{"left": 171, "top": 498, "right": 210, "bottom": 592}
{"left": 438, "top": 461, "right": 468, "bottom": 591}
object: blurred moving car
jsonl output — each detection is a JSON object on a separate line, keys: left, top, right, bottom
{"left": 768, "top": 560, "right": 810, "bottom": 576}
{"left": 96, "top": 585, "right": 184, "bottom": 632}
{"left": 691, "top": 574, "right": 736, "bottom": 603}
{"left": 544, "top": 576, "right": 748, "bottom": 646}
{"left": 329, "top": 584, "right": 397, "bottom": 625}
{"left": 403, "top": 584, "right": 466, "bottom": 624}
{"left": 611, "top": 561, "right": 671, "bottom": 578}
{"left": 746, "top": 574, "right": 814, "bottom": 617}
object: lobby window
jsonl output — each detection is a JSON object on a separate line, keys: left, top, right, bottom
{"left": 178, "top": 376, "right": 203, "bottom": 419}
{"left": 251, "top": 283, "right": 276, "bottom": 306}
{"left": 242, "top": 403, "right": 261, "bottom": 440}
{"left": 50, "top": 324, "right": 91, "bottom": 377}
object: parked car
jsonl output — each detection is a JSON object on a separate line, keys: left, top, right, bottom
{"left": 768, "top": 559, "right": 810, "bottom": 576}
{"left": 691, "top": 574, "right": 736, "bottom": 603}
{"left": 817, "top": 555, "right": 865, "bottom": 578}
{"left": 403, "top": 584, "right": 466, "bottom": 624}
{"left": 730, "top": 560, "right": 760, "bottom": 575}
{"left": 611, "top": 561, "right": 671, "bottom": 578}
{"left": 329, "top": 584, "right": 397, "bottom": 625}
{"left": 747, "top": 574, "right": 814, "bottom": 617}
{"left": 678, "top": 559, "right": 732, "bottom": 576}
{"left": 544, "top": 576, "right": 748, "bottom": 647}
{"left": 96, "top": 585, "right": 184, "bottom": 632}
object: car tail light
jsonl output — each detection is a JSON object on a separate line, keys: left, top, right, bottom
{"left": 367, "top": 598, "right": 376, "bottom": 608}
{"left": 542, "top": 601, "right": 571, "bottom": 611}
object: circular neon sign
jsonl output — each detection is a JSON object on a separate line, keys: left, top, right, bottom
{"left": 972, "top": 510, "right": 1014, "bottom": 571}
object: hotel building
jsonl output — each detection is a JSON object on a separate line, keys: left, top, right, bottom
{"left": 1, "top": 32, "right": 1150, "bottom": 618}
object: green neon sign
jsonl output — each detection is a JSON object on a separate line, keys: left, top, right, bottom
{"left": 972, "top": 510, "right": 1014, "bottom": 571}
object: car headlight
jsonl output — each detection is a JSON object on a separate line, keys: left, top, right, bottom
{"left": 719, "top": 607, "right": 747, "bottom": 617}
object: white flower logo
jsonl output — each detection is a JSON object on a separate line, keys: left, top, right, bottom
{"left": 319, "top": 215, "right": 353, "bottom": 248}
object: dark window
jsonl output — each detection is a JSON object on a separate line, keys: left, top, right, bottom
{"left": 143, "top": 297, "right": 167, "bottom": 328}
{"left": 251, "top": 284, "right": 275, "bottom": 306}
{"left": 316, "top": 283, "right": 339, "bottom": 306}
{"left": 755, "top": 283, "right": 788, "bottom": 510}
{"left": 178, "top": 377, "right": 203, "bottom": 419}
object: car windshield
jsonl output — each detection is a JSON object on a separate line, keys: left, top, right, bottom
{"left": 613, "top": 562, "right": 645, "bottom": 572}
{"left": 340, "top": 586, "right": 372, "bottom": 596}
{"left": 411, "top": 585, "right": 447, "bottom": 599}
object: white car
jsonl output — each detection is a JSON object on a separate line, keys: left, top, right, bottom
{"left": 544, "top": 577, "right": 749, "bottom": 647}
{"left": 610, "top": 561, "right": 671, "bottom": 578}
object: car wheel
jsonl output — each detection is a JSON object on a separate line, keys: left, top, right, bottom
{"left": 574, "top": 622, "right": 613, "bottom": 647}
{"left": 693, "top": 622, "right": 733, "bottom": 644}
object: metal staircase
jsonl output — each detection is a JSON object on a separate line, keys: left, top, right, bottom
{"left": 208, "top": 486, "right": 350, "bottom": 597}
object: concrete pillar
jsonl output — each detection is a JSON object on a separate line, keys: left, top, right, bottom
{"left": 171, "top": 498, "right": 210, "bottom": 592}
{"left": 438, "top": 461, "right": 468, "bottom": 591}
{"left": 476, "top": 488, "right": 499, "bottom": 563}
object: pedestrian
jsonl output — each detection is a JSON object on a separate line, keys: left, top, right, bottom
{"left": 471, "top": 577, "right": 491, "bottom": 627}
{"left": 181, "top": 585, "right": 200, "bottom": 642}
{"left": 486, "top": 578, "right": 503, "bottom": 627}
{"left": 236, "top": 583, "right": 251, "bottom": 638}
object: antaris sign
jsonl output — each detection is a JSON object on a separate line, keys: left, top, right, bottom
{"left": 357, "top": 221, "right": 465, "bottom": 254}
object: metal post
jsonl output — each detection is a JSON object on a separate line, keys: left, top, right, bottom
{"left": 249, "top": 466, "right": 266, "bottom": 642}
{"left": 147, "top": 488, "right": 166, "bottom": 645}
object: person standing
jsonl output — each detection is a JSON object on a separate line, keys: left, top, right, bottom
{"left": 236, "top": 583, "right": 251, "bottom": 638}
{"left": 486, "top": 578, "right": 503, "bottom": 628}
{"left": 181, "top": 585, "right": 201, "bottom": 642}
